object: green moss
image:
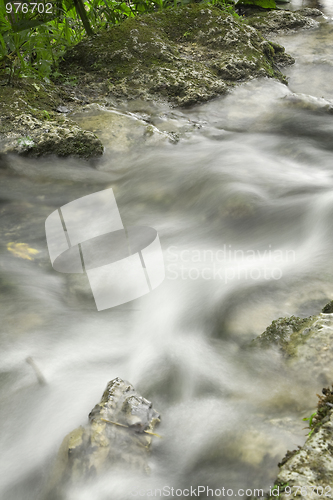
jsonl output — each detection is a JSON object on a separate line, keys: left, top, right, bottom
{"left": 236, "top": 0, "right": 276, "bottom": 8}
{"left": 322, "top": 300, "right": 333, "bottom": 314}
{"left": 0, "top": 79, "right": 65, "bottom": 127}
{"left": 58, "top": 4, "right": 291, "bottom": 106}
{"left": 27, "top": 128, "right": 104, "bottom": 158}
{"left": 252, "top": 315, "right": 315, "bottom": 357}
{"left": 0, "top": 79, "right": 103, "bottom": 158}
{"left": 307, "top": 385, "right": 333, "bottom": 432}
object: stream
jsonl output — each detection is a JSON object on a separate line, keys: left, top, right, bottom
{"left": 1, "top": 1, "right": 333, "bottom": 498}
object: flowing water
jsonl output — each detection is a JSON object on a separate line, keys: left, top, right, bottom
{"left": 1, "top": 2, "right": 333, "bottom": 499}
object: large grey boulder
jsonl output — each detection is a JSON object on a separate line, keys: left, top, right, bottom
{"left": 59, "top": 4, "right": 295, "bottom": 107}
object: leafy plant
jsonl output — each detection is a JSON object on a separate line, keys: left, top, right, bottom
{"left": 201, "top": 0, "right": 240, "bottom": 16}
{"left": 0, "top": 0, "right": 240, "bottom": 84}
{"left": 302, "top": 411, "right": 317, "bottom": 436}
{"left": 302, "top": 385, "right": 333, "bottom": 437}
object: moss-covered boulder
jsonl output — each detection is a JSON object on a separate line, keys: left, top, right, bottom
{"left": 58, "top": 4, "right": 294, "bottom": 106}
{"left": 252, "top": 315, "right": 315, "bottom": 356}
{"left": 252, "top": 301, "right": 333, "bottom": 385}
{"left": 0, "top": 80, "right": 103, "bottom": 158}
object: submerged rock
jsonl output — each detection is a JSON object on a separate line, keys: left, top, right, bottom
{"left": 43, "top": 378, "right": 160, "bottom": 498}
{"left": 59, "top": 4, "right": 294, "bottom": 107}
{"left": 282, "top": 93, "right": 333, "bottom": 114}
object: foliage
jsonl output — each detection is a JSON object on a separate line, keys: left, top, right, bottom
{"left": 302, "top": 385, "right": 333, "bottom": 437}
{"left": 202, "top": 0, "right": 239, "bottom": 17}
{"left": 302, "top": 411, "right": 317, "bottom": 436}
{"left": 0, "top": 0, "right": 239, "bottom": 84}
{"left": 235, "top": 0, "right": 276, "bottom": 8}
{"left": 0, "top": 0, "right": 85, "bottom": 82}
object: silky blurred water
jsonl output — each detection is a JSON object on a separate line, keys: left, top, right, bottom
{"left": 1, "top": 3, "right": 333, "bottom": 499}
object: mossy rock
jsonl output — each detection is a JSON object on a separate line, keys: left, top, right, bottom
{"left": 253, "top": 304, "right": 333, "bottom": 385}
{"left": 58, "top": 4, "right": 293, "bottom": 106}
{"left": 322, "top": 300, "right": 333, "bottom": 314}
{"left": 0, "top": 80, "right": 103, "bottom": 158}
{"left": 252, "top": 315, "right": 314, "bottom": 356}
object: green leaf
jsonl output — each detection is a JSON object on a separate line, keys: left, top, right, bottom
{"left": 236, "top": 0, "right": 276, "bottom": 8}
{"left": 309, "top": 412, "right": 317, "bottom": 427}
{"left": 5, "top": 18, "right": 55, "bottom": 34}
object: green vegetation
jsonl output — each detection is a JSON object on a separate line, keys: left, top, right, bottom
{"left": 303, "top": 385, "right": 333, "bottom": 437}
{"left": 322, "top": 300, "right": 333, "bottom": 313}
{"left": 252, "top": 315, "right": 314, "bottom": 356}
{"left": 55, "top": 4, "right": 289, "bottom": 106}
{"left": 302, "top": 411, "right": 317, "bottom": 436}
{"left": 266, "top": 482, "right": 289, "bottom": 500}
{"left": 17, "top": 135, "right": 34, "bottom": 146}
{"left": 236, "top": 0, "right": 276, "bottom": 8}
{"left": 0, "top": 0, "right": 238, "bottom": 84}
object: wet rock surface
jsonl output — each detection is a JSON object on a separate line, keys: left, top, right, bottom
{"left": 43, "top": 377, "right": 160, "bottom": 498}
{"left": 58, "top": 5, "right": 294, "bottom": 107}
{"left": 252, "top": 308, "right": 333, "bottom": 385}
{"left": 0, "top": 81, "right": 103, "bottom": 158}
{"left": 252, "top": 304, "right": 333, "bottom": 497}
{"left": 269, "top": 388, "right": 333, "bottom": 500}
{"left": 245, "top": 8, "right": 322, "bottom": 35}
{"left": 1, "top": 114, "right": 103, "bottom": 158}
{"left": 0, "top": 4, "right": 323, "bottom": 157}
{"left": 282, "top": 93, "right": 333, "bottom": 114}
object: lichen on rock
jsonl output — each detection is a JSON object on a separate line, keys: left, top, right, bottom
{"left": 58, "top": 4, "right": 294, "bottom": 107}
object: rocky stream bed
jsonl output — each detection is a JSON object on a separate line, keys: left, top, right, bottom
{"left": 0, "top": 4, "right": 323, "bottom": 158}
{"left": 1, "top": 1, "right": 333, "bottom": 499}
